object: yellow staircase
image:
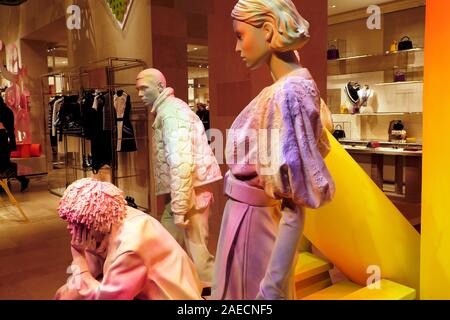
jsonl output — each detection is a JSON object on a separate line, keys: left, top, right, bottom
{"left": 295, "top": 252, "right": 333, "bottom": 299}
{"left": 295, "top": 253, "right": 416, "bottom": 300}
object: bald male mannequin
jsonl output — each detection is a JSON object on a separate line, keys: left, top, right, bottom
{"left": 136, "top": 69, "right": 222, "bottom": 285}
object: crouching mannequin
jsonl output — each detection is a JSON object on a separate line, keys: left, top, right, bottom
{"left": 136, "top": 69, "right": 222, "bottom": 284}
{"left": 55, "top": 178, "right": 202, "bottom": 300}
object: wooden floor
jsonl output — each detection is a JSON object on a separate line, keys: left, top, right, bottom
{"left": 0, "top": 177, "right": 71, "bottom": 300}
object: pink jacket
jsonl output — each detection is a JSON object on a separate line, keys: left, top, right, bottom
{"left": 55, "top": 207, "right": 202, "bottom": 300}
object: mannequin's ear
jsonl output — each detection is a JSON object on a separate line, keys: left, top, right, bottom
{"left": 262, "top": 22, "right": 274, "bottom": 44}
{"left": 157, "top": 82, "right": 164, "bottom": 93}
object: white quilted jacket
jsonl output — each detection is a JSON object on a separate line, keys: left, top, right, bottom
{"left": 152, "top": 88, "right": 222, "bottom": 215}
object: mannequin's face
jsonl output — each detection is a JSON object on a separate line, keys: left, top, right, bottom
{"left": 136, "top": 78, "right": 162, "bottom": 107}
{"left": 233, "top": 20, "right": 272, "bottom": 70}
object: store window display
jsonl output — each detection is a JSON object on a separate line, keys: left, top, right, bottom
{"left": 55, "top": 178, "right": 202, "bottom": 300}
{"left": 212, "top": 0, "right": 335, "bottom": 300}
{"left": 136, "top": 69, "right": 222, "bottom": 285}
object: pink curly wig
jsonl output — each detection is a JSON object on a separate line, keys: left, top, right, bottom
{"left": 58, "top": 178, "right": 127, "bottom": 233}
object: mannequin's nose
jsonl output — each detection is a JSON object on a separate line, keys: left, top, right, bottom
{"left": 235, "top": 41, "right": 241, "bottom": 53}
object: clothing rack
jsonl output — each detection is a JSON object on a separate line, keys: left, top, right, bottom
{"left": 40, "top": 58, "right": 154, "bottom": 213}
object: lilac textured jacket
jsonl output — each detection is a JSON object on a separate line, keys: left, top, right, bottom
{"left": 226, "top": 68, "right": 335, "bottom": 207}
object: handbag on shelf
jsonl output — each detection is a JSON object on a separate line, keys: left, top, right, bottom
{"left": 398, "top": 36, "right": 413, "bottom": 51}
{"left": 389, "top": 40, "right": 398, "bottom": 53}
{"left": 333, "top": 124, "right": 346, "bottom": 140}
{"left": 327, "top": 45, "right": 340, "bottom": 60}
{"left": 394, "top": 71, "right": 406, "bottom": 82}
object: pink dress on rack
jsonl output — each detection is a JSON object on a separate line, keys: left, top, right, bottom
{"left": 212, "top": 68, "right": 335, "bottom": 300}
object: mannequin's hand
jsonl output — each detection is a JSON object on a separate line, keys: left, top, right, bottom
{"left": 174, "top": 214, "right": 190, "bottom": 229}
{"left": 69, "top": 224, "right": 91, "bottom": 272}
{"left": 70, "top": 224, "right": 97, "bottom": 252}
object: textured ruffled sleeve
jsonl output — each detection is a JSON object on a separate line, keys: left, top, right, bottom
{"left": 257, "top": 79, "right": 335, "bottom": 209}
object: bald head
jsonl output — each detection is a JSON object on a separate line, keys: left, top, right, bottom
{"left": 136, "top": 68, "right": 167, "bottom": 107}
{"left": 136, "top": 68, "right": 167, "bottom": 88}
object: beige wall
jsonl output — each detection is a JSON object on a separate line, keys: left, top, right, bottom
{"left": 0, "top": 0, "right": 66, "bottom": 43}
{"left": 66, "top": 0, "right": 152, "bottom": 67}
{"left": 0, "top": 5, "right": 20, "bottom": 44}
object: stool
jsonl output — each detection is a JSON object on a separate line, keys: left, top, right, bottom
{"left": 0, "top": 178, "right": 29, "bottom": 222}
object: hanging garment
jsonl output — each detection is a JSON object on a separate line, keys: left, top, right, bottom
{"left": 0, "top": 98, "right": 16, "bottom": 153}
{"left": 59, "top": 95, "right": 82, "bottom": 135}
{"left": 48, "top": 96, "right": 62, "bottom": 147}
{"left": 0, "top": 99, "right": 20, "bottom": 179}
{"left": 114, "top": 91, "right": 137, "bottom": 152}
{"left": 0, "top": 129, "right": 11, "bottom": 172}
{"left": 90, "top": 92, "right": 113, "bottom": 173}
{"left": 80, "top": 90, "right": 96, "bottom": 140}
{"left": 52, "top": 97, "right": 64, "bottom": 142}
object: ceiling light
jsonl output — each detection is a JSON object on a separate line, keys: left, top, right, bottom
{"left": 330, "top": 4, "right": 336, "bottom": 8}
{"left": 193, "top": 47, "right": 198, "bottom": 51}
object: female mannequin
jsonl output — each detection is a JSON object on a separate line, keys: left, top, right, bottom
{"left": 212, "top": 0, "right": 335, "bottom": 300}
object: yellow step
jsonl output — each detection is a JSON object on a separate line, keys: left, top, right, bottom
{"left": 295, "top": 252, "right": 334, "bottom": 299}
{"left": 295, "top": 252, "right": 333, "bottom": 282}
{"left": 302, "top": 281, "right": 362, "bottom": 300}
{"left": 340, "top": 280, "right": 416, "bottom": 300}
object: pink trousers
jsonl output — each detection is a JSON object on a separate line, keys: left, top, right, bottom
{"left": 212, "top": 172, "right": 297, "bottom": 300}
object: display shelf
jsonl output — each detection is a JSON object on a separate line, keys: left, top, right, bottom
{"left": 327, "top": 48, "right": 424, "bottom": 76}
{"left": 339, "top": 139, "right": 422, "bottom": 147}
{"left": 374, "top": 80, "right": 423, "bottom": 86}
{"left": 333, "top": 112, "right": 422, "bottom": 116}
{"left": 354, "top": 112, "right": 422, "bottom": 116}
{"left": 328, "top": 47, "right": 423, "bottom": 62}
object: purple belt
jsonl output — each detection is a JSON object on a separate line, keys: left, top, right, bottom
{"left": 224, "top": 171, "right": 281, "bottom": 207}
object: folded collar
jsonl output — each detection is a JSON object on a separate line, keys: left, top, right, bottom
{"left": 151, "top": 87, "right": 175, "bottom": 114}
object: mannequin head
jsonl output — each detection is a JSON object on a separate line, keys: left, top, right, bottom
{"left": 231, "top": 0, "right": 310, "bottom": 70}
{"left": 136, "top": 68, "right": 167, "bottom": 107}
